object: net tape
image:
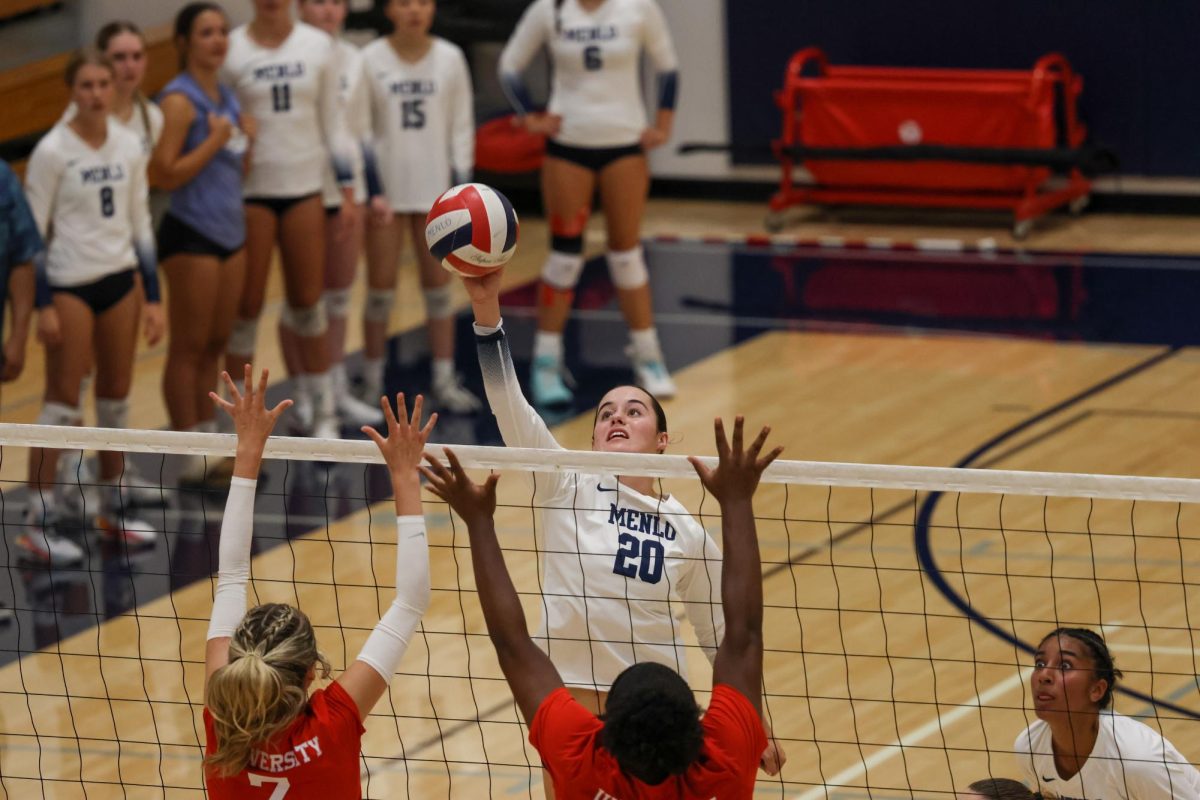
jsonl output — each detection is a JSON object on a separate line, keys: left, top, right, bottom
{"left": 3, "top": 422, "right": 1200, "bottom": 502}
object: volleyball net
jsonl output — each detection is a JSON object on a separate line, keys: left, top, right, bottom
{"left": 0, "top": 423, "right": 1197, "bottom": 798}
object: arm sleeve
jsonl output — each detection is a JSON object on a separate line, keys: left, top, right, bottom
{"left": 355, "top": 516, "right": 431, "bottom": 681}
{"left": 319, "top": 40, "right": 359, "bottom": 188}
{"left": 207, "top": 476, "right": 257, "bottom": 640}
{"left": 474, "top": 322, "right": 571, "bottom": 497}
{"left": 449, "top": 48, "right": 475, "bottom": 186}
{"left": 678, "top": 524, "right": 725, "bottom": 665}
{"left": 642, "top": 0, "right": 679, "bottom": 110}
{"left": 129, "top": 151, "right": 160, "bottom": 303}
{"left": 22, "top": 142, "right": 60, "bottom": 307}
{"left": 498, "top": 0, "right": 550, "bottom": 115}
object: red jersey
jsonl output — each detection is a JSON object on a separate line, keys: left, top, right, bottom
{"left": 529, "top": 683, "right": 767, "bottom": 800}
{"left": 204, "top": 681, "right": 366, "bottom": 799}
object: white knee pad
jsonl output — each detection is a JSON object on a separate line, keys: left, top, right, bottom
{"left": 542, "top": 251, "right": 586, "bottom": 290}
{"left": 607, "top": 246, "right": 649, "bottom": 290}
{"left": 95, "top": 397, "right": 130, "bottom": 430}
{"left": 227, "top": 318, "right": 259, "bottom": 356}
{"left": 364, "top": 288, "right": 395, "bottom": 324}
{"left": 324, "top": 287, "right": 352, "bottom": 320}
{"left": 422, "top": 284, "right": 454, "bottom": 320}
{"left": 37, "top": 401, "right": 81, "bottom": 427}
{"left": 281, "top": 302, "right": 329, "bottom": 337}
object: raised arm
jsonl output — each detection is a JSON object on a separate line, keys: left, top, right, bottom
{"left": 204, "top": 366, "right": 293, "bottom": 697}
{"left": 462, "top": 270, "right": 566, "bottom": 455}
{"left": 420, "top": 449, "right": 563, "bottom": 723}
{"left": 335, "top": 394, "right": 436, "bottom": 720}
{"left": 688, "top": 417, "right": 782, "bottom": 716}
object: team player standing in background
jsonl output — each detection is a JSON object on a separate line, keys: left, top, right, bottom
{"left": 220, "top": 0, "right": 359, "bottom": 440}
{"left": 281, "top": 0, "right": 386, "bottom": 430}
{"left": 20, "top": 51, "right": 164, "bottom": 565}
{"left": 152, "top": 2, "right": 249, "bottom": 483}
{"left": 500, "top": 0, "right": 680, "bottom": 407}
{"left": 92, "top": 21, "right": 165, "bottom": 157}
{"left": 361, "top": 0, "right": 481, "bottom": 413}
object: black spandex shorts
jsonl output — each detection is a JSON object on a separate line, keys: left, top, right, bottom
{"left": 157, "top": 214, "right": 243, "bottom": 262}
{"left": 244, "top": 192, "right": 321, "bottom": 217}
{"left": 545, "top": 140, "right": 644, "bottom": 172}
{"left": 324, "top": 204, "right": 341, "bottom": 218}
{"left": 53, "top": 268, "right": 136, "bottom": 315}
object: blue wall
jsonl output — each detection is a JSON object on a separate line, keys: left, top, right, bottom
{"left": 726, "top": 1, "right": 1200, "bottom": 177}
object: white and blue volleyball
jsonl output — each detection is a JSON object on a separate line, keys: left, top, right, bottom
{"left": 424, "top": 183, "right": 519, "bottom": 277}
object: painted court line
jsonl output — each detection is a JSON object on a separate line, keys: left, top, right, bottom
{"left": 791, "top": 668, "right": 1032, "bottom": 800}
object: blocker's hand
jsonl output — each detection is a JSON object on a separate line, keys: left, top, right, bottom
{"left": 688, "top": 416, "right": 782, "bottom": 507}
{"left": 420, "top": 448, "right": 499, "bottom": 526}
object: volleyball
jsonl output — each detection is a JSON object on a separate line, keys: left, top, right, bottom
{"left": 424, "top": 183, "right": 519, "bottom": 277}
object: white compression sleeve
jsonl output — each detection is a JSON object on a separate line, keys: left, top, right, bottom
{"left": 356, "top": 515, "right": 431, "bottom": 681}
{"left": 206, "top": 477, "right": 257, "bottom": 641}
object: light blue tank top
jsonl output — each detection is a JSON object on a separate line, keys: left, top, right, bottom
{"left": 159, "top": 73, "right": 246, "bottom": 250}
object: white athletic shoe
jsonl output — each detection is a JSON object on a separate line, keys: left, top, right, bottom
{"left": 433, "top": 372, "right": 483, "bottom": 413}
{"left": 309, "top": 372, "right": 341, "bottom": 440}
{"left": 332, "top": 364, "right": 384, "bottom": 426}
{"left": 628, "top": 348, "right": 678, "bottom": 399}
{"left": 97, "top": 512, "right": 158, "bottom": 549}
{"left": 15, "top": 524, "right": 85, "bottom": 567}
{"left": 115, "top": 463, "right": 168, "bottom": 507}
{"left": 290, "top": 384, "right": 315, "bottom": 434}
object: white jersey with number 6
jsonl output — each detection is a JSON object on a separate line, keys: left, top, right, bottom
{"left": 362, "top": 36, "right": 474, "bottom": 213}
{"left": 499, "top": 0, "right": 678, "bottom": 148}
{"left": 222, "top": 22, "right": 356, "bottom": 198}
{"left": 23, "top": 121, "right": 154, "bottom": 288}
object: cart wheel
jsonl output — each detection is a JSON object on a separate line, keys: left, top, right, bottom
{"left": 1012, "top": 219, "right": 1034, "bottom": 240}
{"left": 1069, "top": 196, "right": 1090, "bottom": 216}
{"left": 764, "top": 212, "right": 786, "bottom": 233}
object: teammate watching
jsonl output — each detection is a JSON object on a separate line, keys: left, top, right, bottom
{"left": 499, "top": 0, "right": 680, "bottom": 407}
{"left": 94, "top": 21, "right": 164, "bottom": 156}
{"left": 220, "top": 0, "right": 359, "bottom": 440}
{"left": 0, "top": 159, "right": 38, "bottom": 387}
{"left": 20, "top": 50, "right": 165, "bottom": 565}
{"left": 461, "top": 268, "right": 784, "bottom": 796}
{"left": 203, "top": 366, "right": 432, "bottom": 796}
{"left": 420, "top": 415, "right": 780, "bottom": 799}
{"left": 282, "top": 0, "right": 386, "bottom": 430}
{"left": 153, "top": 2, "right": 250, "bottom": 484}
{"left": 1014, "top": 627, "right": 1200, "bottom": 799}
{"left": 360, "top": 0, "right": 481, "bottom": 413}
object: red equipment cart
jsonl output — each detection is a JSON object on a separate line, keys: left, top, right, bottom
{"left": 769, "top": 49, "right": 1092, "bottom": 238}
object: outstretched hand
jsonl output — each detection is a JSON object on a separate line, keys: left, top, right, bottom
{"left": 362, "top": 393, "right": 437, "bottom": 483}
{"left": 419, "top": 448, "right": 499, "bottom": 524}
{"left": 688, "top": 417, "right": 782, "bottom": 506}
{"left": 210, "top": 365, "right": 292, "bottom": 459}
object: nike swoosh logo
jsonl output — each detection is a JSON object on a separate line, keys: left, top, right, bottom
{"left": 597, "top": 483, "right": 618, "bottom": 493}
{"left": 1042, "top": 776, "right": 1057, "bottom": 782}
